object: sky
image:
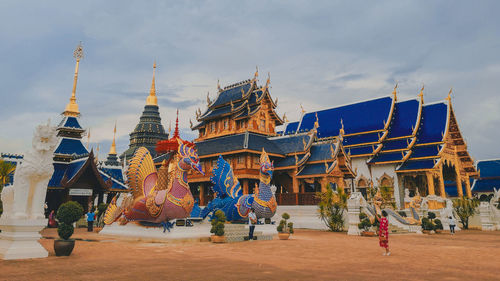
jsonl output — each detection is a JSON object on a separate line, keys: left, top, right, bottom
{"left": 1, "top": 1, "right": 499, "bottom": 161}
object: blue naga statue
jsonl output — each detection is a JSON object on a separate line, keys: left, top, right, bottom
{"left": 200, "top": 149, "right": 277, "bottom": 221}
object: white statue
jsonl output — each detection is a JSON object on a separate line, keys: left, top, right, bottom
{"left": 1, "top": 120, "right": 57, "bottom": 220}
{"left": 404, "top": 189, "right": 411, "bottom": 202}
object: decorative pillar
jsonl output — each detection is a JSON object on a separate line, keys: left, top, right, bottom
{"left": 455, "top": 165, "right": 464, "bottom": 197}
{"left": 426, "top": 172, "right": 435, "bottom": 196}
{"left": 464, "top": 176, "right": 472, "bottom": 198}
{"left": 199, "top": 184, "right": 205, "bottom": 206}
{"left": 242, "top": 179, "right": 249, "bottom": 195}
{"left": 438, "top": 170, "right": 446, "bottom": 198}
{"left": 321, "top": 177, "right": 328, "bottom": 193}
{"left": 292, "top": 175, "right": 299, "bottom": 193}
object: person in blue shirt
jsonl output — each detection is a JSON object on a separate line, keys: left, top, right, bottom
{"left": 87, "top": 208, "right": 96, "bottom": 232}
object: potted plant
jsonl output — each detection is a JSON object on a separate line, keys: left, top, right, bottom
{"left": 277, "top": 213, "right": 294, "bottom": 240}
{"left": 210, "top": 210, "right": 226, "bottom": 243}
{"left": 54, "top": 201, "right": 83, "bottom": 256}
{"left": 358, "top": 212, "right": 376, "bottom": 236}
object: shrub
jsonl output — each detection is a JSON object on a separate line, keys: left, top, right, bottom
{"left": 358, "top": 218, "right": 372, "bottom": 231}
{"left": 265, "top": 218, "right": 271, "bottom": 224}
{"left": 434, "top": 219, "right": 443, "bottom": 230}
{"left": 427, "top": 212, "right": 436, "bottom": 220}
{"left": 277, "top": 213, "right": 293, "bottom": 234}
{"left": 56, "top": 201, "right": 83, "bottom": 240}
{"left": 421, "top": 217, "right": 435, "bottom": 231}
{"left": 210, "top": 210, "right": 226, "bottom": 236}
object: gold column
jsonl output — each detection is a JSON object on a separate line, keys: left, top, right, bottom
{"left": 199, "top": 185, "right": 205, "bottom": 206}
{"left": 465, "top": 176, "right": 472, "bottom": 198}
{"left": 292, "top": 175, "right": 299, "bottom": 193}
{"left": 242, "top": 179, "right": 249, "bottom": 195}
{"left": 321, "top": 177, "right": 328, "bottom": 193}
{"left": 426, "top": 172, "right": 435, "bottom": 195}
{"left": 455, "top": 165, "right": 464, "bottom": 197}
{"left": 438, "top": 170, "right": 446, "bottom": 198}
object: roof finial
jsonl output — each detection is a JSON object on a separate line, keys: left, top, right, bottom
{"left": 168, "top": 120, "right": 172, "bottom": 135}
{"left": 109, "top": 121, "right": 117, "bottom": 155}
{"left": 254, "top": 66, "right": 259, "bottom": 78}
{"left": 207, "top": 91, "right": 211, "bottom": 106}
{"left": 418, "top": 84, "right": 424, "bottom": 103}
{"left": 86, "top": 128, "right": 91, "bottom": 149}
{"left": 392, "top": 83, "right": 398, "bottom": 101}
{"left": 63, "top": 42, "right": 83, "bottom": 117}
{"left": 173, "top": 109, "right": 180, "bottom": 138}
{"left": 283, "top": 113, "right": 288, "bottom": 123}
{"left": 314, "top": 112, "right": 319, "bottom": 129}
{"left": 446, "top": 87, "right": 453, "bottom": 102}
{"left": 217, "top": 79, "right": 221, "bottom": 92}
{"left": 146, "top": 62, "right": 158, "bottom": 106}
{"left": 300, "top": 103, "right": 305, "bottom": 114}
{"left": 339, "top": 119, "right": 345, "bottom": 136}
{"left": 265, "top": 72, "right": 271, "bottom": 88}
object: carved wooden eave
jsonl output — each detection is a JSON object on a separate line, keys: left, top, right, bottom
{"left": 60, "top": 150, "right": 112, "bottom": 191}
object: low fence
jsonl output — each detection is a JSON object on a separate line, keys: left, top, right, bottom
{"left": 276, "top": 193, "right": 320, "bottom": 205}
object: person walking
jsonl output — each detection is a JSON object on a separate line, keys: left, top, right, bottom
{"left": 86, "top": 208, "right": 96, "bottom": 232}
{"left": 248, "top": 208, "right": 257, "bottom": 241}
{"left": 378, "top": 210, "right": 390, "bottom": 256}
{"left": 449, "top": 216, "right": 456, "bottom": 235}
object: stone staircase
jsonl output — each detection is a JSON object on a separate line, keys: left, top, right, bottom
{"left": 388, "top": 224, "right": 410, "bottom": 234}
{"left": 223, "top": 224, "right": 274, "bottom": 243}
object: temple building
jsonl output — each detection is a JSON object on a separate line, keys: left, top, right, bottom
{"left": 471, "top": 159, "right": 500, "bottom": 200}
{"left": 120, "top": 63, "right": 169, "bottom": 162}
{"left": 190, "top": 72, "right": 478, "bottom": 209}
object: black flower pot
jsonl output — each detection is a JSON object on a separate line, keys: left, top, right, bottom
{"left": 54, "top": 239, "right": 75, "bottom": 256}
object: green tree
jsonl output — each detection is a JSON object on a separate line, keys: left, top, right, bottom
{"left": 452, "top": 196, "right": 479, "bottom": 230}
{"left": 316, "top": 185, "right": 347, "bottom": 232}
{"left": 0, "top": 160, "right": 16, "bottom": 215}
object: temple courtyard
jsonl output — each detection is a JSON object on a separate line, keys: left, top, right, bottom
{"left": 0, "top": 228, "right": 498, "bottom": 280}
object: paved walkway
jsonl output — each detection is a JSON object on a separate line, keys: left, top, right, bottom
{"left": 1, "top": 228, "right": 499, "bottom": 280}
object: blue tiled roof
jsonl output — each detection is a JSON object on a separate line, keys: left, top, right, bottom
{"left": 60, "top": 116, "right": 83, "bottom": 129}
{"left": 54, "top": 138, "right": 88, "bottom": 156}
{"left": 343, "top": 132, "right": 380, "bottom": 147}
{"left": 308, "top": 143, "right": 335, "bottom": 162}
{"left": 275, "top": 156, "right": 297, "bottom": 168}
{"left": 369, "top": 151, "right": 404, "bottom": 163}
{"left": 210, "top": 82, "right": 252, "bottom": 108}
{"left": 346, "top": 145, "right": 374, "bottom": 156}
{"left": 415, "top": 102, "right": 448, "bottom": 145}
{"left": 298, "top": 96, "right": 393, "bottom": 138}
{"left": 195, "top": 134, "right": 246, "bottom": 156}
{"left": 410, "top": 145, "right": 442, "bottom": 159}
{"left": 298, "top": 163, "right": 327, "bottom": 176}
{"left": 476, "top": 159, "right": 500, "bottom": 178}
{"left": 381, "top": 138, "right": 410, "bottom": 151}
{"left": 48, "top": 163, "right": 69, "bottom": 187}
{"left": 284, "top": 122, "right": 299, "bottom": 135}
{"left": 472, "top": 178, "right": 500, "bottom": 194}
{"left": 386, "top": 99, "right": 419, "bottom": 138}
{"left": 99, "top": 170, "right": 127, "bottom": 190}
{"left": 397, "top": 159, "right": 435, "bottom": 171}
{"left": 201, "top": 105, "right": 233, "bottom": 120}
{"left": 270, "top": 134, "right": 310, "bottom": 154}
{"left": 65, "top": 159, "right": 87, "bottom": 181}
{"left": 100, "top": 167, "right": 124, "bottom": 182}
{"left": 247, "top": 133, "right": 283, "bottom": 155}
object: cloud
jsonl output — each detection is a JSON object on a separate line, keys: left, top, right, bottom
{"left": 1, "top": 0, "right": 500, "bottom": 161}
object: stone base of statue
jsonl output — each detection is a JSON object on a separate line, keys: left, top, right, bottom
{"left": 0, "top": 217, "right": 48, "bottom": 260}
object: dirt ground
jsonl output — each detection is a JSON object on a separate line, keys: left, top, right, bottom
{"left": 1, "top": 228, "right": 499, "bottom": 281}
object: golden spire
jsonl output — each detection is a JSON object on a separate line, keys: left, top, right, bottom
{"left": 146, "top": 62, "right": 158, "bottom": 106}
{"left": 446, "top": 88, "right": 453, "bottom": 103}
{"left": 254, "top": 66, "right": 259, "bottom": 78}
{"left": 109, "top": 122, "right": 117, "bottom": 155}
{"left": 418, "top": 84, "right": 424, "bottom": 103}
{"left": 63, "top": 42, "right": 83, "bottom": 117}
{"left": 392, "top": 83, "right": 398, "bottom": 101}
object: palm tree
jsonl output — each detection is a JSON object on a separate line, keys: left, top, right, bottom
{"left": 0, "top": 159, "right": 16, "bottom": 190}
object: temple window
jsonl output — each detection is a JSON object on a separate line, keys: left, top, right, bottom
{"left": 238, "top": 155, "right": 244, "bottom": 164}
{"left": 224, "top": 119, "right": 228, "bottom": 130}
